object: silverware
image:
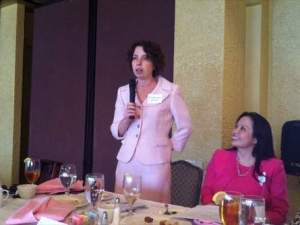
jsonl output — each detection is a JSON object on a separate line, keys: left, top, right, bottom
{"left": 163, "top": 204, "right": 177, "bottom": 215}
{"left": 121, "top": 204, "right": 147, "bottom": 213}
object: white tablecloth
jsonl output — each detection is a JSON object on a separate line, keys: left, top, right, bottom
{"left": 0, "top": 197, "right": 27, "bottom": 223}
{"left": 0, "top": 193, "right": 220, "bottom": 225}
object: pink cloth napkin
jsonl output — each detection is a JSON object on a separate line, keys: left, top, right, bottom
{"left": 37, "top": 178, "right": 83, "bottom": 194}
{"left": 5, "top": 196, "right": 75, "bottom": 224}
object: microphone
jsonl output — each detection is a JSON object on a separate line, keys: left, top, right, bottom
{"left": 129, "top": 78, "right": 136, "bottom": 119}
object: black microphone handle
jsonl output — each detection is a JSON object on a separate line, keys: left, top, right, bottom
{"left": 129, "top": 78, "right": 136, "bottom": 119}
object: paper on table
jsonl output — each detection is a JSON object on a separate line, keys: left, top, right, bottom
{"left": 37, "top": 217, "right": 68, "bottom": 225}
{"left": 172, "top": 205, "right": 220, "bottom": 222}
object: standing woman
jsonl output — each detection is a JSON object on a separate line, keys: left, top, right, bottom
{"left": 110, "top": 40, "right": 192, "bottom": 203}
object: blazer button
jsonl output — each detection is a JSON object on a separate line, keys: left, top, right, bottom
{"left": 137, "top": 124, "right": 140, "bottom": 128}
{"left": 136, "top": 134, "right": 139, "bottom": 138}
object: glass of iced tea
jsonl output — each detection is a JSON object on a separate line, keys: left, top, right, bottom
{"left": 219, "top": 192, "right": 241, "bottom": 225}
{"left": 24, "top": 158, "right": 41, "bottom": 184}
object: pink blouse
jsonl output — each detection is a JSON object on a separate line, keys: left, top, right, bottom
{"left": 201, "top": 149, "right": 289, "bottom": 225}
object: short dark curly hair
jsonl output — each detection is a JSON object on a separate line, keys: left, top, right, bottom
{"left": 127, "top": 40, "right": 165, "bottom": 77}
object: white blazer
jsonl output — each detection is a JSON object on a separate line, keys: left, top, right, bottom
{"left": 110, "top": 76, "right": 192, "bottom": 164}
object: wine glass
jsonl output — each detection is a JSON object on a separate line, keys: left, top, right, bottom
{"left": 24, "top": 158, "right": 41, "bottom": 184}
{"left": 122, "top": 173, "right": 142, "bottom": 215}
{"left": 59, "top": 163, "right": 77, "bottom": 195}
{"left": 84, "top": 173, "right": 105, "bottom": 209}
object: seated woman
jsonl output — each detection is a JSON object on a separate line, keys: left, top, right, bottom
{"left": 201, "top": 112, "right": 288, "bottom": 225}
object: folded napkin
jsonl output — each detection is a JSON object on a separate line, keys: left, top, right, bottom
{"left": 37, "top": 178, "right": 83, "bottom": 194}
{"left": 5, "top": 196, "right": 75, "bottom": 225}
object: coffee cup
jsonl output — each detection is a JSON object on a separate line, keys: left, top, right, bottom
{"left": 17, "top": 184, "right": 37, "bottom": 199}
{"left": 0, "top": 187, "right": 9, "bottom": 207}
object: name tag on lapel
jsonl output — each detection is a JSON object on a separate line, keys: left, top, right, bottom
{"left": 147, "top": 94, "right": 163, "bottom": 104}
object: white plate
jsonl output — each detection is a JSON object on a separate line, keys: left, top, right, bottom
{"left": 120, "top": 213, "right": 192, "bottom": 225}
{"left": 52, "top": 194, "right": 88, "bottom": 208}
{"left": 174, "top": 205, "right": 220, "bottom": 222}
{"left": 101, "top": 192, "right": 114, "bottom": 201}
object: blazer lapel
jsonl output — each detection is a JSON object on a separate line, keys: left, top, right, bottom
{"left": 143, "top": 76, "right": 171, "bottom": 107}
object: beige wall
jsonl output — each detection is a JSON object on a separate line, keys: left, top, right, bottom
{"left": 259, "top": 0, "right": 270, "bottom": 116}
{"left": 244, "top": 1, "right": 270, "bottom": 118}
{"left": 1, "top": 0, "right": 300, "bottom": 190}
{"left": 269, "top": 0, "right": 300, "bottom": 156}
{"left": 173, "top": 0, "right": 246, "bottom": 165}
{"left": 173, "top": 0, "right": 225, "bottom": 165}
{"left": 222, "top": 0, "right": 246, "bottom": 148}
{"left": 174, "top": 0, "right": 300, "bottom": 165}
{"left": 245, "top": 5, "right": 261, "bottom": 112}
{"left": 0, "top": 1, "right": 24, "bottom": 185}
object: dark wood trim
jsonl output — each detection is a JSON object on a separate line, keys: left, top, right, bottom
{"left": 19, "top": 5, "right": 34, "bottom": 184}
{"left": 82, "top": 0, "right": 98, "bottom": 180}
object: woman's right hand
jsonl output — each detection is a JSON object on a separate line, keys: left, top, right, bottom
{"left": 117, "top": 103, "right": 139, "bottom": 137}
{"left": 124, "top": 102, "right": 138, "bottom": 119}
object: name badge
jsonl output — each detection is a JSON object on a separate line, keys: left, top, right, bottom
{"left": 147, "top": 94, "right": 163, "bottom": 104}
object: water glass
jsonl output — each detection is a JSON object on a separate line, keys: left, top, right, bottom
{"left": 59, "top": 163, "right": 77, "bottom": 195}
{"left": 240, "top": 195, "right": 266, "bottom": 225}
{"left": 84, "top": 173, "right": 105, "bottom": 208}
{"left": 219, "top": 192, "right": 241, "bottom": 225}
{"left": 97, "top": 201, "right": 115, "bottom": 224}
{"left": 122, "top": 173, "right": 142, "bottom": 215}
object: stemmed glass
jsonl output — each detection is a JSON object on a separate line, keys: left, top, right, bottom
{"left": 122, "top": 173, "right": 142, "bottom": 215}
{"left": 84, "top": 173, "right": 105, "bottom": 209}
{"left": 24, "top": 158, "right": 41, "bottom": 184}
{"left": 59, "top": 163, "right": 77, "bottom": 195}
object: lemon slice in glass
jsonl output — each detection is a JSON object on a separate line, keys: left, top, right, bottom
{"left": 212, "top": 191, "right": 226, "bottom": 205}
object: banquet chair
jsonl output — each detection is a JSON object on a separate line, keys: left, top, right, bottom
{"left": 171, "top": 160, "right": 203, "bottom": 207}
{"left": 37, "top": 159, "right": 62, "bottom": 184}
{"left": 290, "top": 208, "right": 300, "bottom": 225}
{"left": 281, "top": 120, "right": 300, "bottom": 177}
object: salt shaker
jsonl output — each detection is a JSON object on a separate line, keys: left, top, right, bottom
{"left": 99, "top": 211, "right": 108, "bottom": 225}
{"left": 112, "top": 197, "right": 120, "bottom": 225}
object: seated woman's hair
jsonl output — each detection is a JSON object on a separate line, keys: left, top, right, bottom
{"left": 127, "top": 40, "right": 165, "bottom": 77}
{"left": 233, "top": 112, "right": 275, "bottom": 177}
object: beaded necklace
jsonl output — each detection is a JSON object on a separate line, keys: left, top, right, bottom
{"left": 236, "top": 156, "right": 253, "bottom": 177}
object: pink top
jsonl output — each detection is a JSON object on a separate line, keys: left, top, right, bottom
{"left": 201, "top": 149, "right": 289, "bottom": 225}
